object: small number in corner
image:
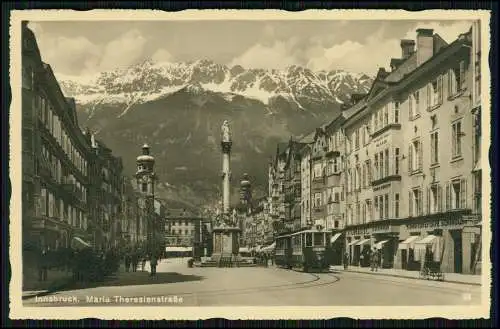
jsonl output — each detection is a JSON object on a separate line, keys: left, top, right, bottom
{"left": 462, "top": 293, "right": 472, "bottom": 301}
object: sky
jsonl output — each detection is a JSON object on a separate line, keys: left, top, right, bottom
{"left": 27, "top": 19, "right": 473, "bottom": 78}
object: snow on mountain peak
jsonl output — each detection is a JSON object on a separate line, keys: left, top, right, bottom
{"left": 57, "top": 59, "right": 373, "bottom": 111}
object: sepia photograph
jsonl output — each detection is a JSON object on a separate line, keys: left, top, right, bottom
{"left": 9, "top": 9, "right": 491, "bottom": 320}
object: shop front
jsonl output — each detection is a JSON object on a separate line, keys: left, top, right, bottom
{"left": 395, "top": 211, "right": 481, "bottom": 274}
{"left": 327, "top": 230, "right": 344, "bottom": 265}
{"left": 345, "top": 220, "right": 400, "bottom": 268}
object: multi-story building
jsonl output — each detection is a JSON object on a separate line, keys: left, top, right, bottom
{"left": 265, "top": 24, "right": 484, "bottom": 276}
{"left": 165, "top": 208, "right": 202, "bottom": 247}
{"left": 340, "top": 26, "right": 481, "bottom": 274}
{"left": 310, "top": 127, "right": 328, "bottom": 230}
{"left": 120, "top": 178, "right": 142, "bottom": 246}
{"left": 90, "top": 137, "right": 124, "bottom": 250}
{"left": 298, "top": 139, "right": 313, "bottom": 229}
{"left": 283, "top": 139, "right": 304, "bottom": 232}
{"left": 268, "top": 143, "right": 288, "bottom": 235}
{"left": 22, "top": 22, "right": 91, "bottom": 255}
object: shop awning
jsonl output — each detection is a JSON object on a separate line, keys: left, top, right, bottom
{"left": 374, "top": 240, "right": 388, "bottom": 249}
{"left": 165, "top": 246, "right": 192, "bottom": 252}
{"left": 472, "top": 157, "right": 482, "bottom": 172}
{"left": 261, "top": 242, "right": 276, "bottom": 252}
{"left": 398, "top": 236, "right": 420, "bottom": 250}
{"left": 330, "top": 233, "right": 342, "bottom": 244}
{"left": 414, "top": 235, "right": 437, "bottom": 250}
{"left": 356, "top": 238, "right": 371, "bottom": 246}
{"left": 71, "top": 237, "right": 91, "bottom": 250}
{"left": 347, "top": 239, "right": 360, "bottom": 246}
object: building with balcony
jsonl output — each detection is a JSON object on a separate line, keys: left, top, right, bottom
{"left": 340, "top": 26, "right": 482, "bottom": 274}
{"left": 22, "top": 22, "right": 92, "bottom": 254}
{"left": 89, "top": 137, "right": 124, "bottom": 250}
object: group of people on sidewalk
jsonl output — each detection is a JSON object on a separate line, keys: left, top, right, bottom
{"left": 123, "top": 248, "right": 162, "bottom": 278}
{"left": 343, "top": 248, "right": 381, "bottom": 272}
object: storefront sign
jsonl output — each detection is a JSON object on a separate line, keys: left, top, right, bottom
{"left": 347, "top": 223, "right": 396, "bottom": 235}
{"left": 373, "top": 183, "right": 391, "bottom": 191}
{"left": 406, "top": 217, "right": 464, "bottom": 231}
{"left": 373, "top": 135, "right": 390, "bottom": 148}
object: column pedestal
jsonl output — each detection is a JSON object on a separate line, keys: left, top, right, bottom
{"left": 211, "top": 226, "right": 241, "bottom": 265}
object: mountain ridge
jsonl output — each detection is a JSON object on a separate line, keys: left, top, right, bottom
{"left": 57, "top": 59, "right": 373, "bottom": 210}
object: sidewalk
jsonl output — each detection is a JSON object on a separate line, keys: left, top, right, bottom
{"left": 330, "top": 265, "right": 481, "bottom": 286}
{"left": 22, "top": 268, "right": 74, "bottom": 299}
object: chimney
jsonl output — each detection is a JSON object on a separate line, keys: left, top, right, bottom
{"left": 400, "top": 39, "right": 415, "bottom": 59}
{"left": 390, "top": 58, "right": 404, "bottom": 71}
{"left": 416, "top": 28, "right": 434, "bottom": 66}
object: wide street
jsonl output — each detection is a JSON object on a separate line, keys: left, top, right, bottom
{"left": 24, "top": 258, "right": 481, "bottom": 307}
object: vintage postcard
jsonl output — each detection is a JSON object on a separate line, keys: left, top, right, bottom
{"left": 9, "top": 9, "right": 491, "bottom": 320}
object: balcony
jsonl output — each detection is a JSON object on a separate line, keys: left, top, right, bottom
{"left": 371, "top": 174, "right": 402, "bottom": 187}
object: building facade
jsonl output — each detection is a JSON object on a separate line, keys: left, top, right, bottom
{"left": 266, "top": 23, "right": 483, "bottom": 275}
{"left": 22, "top": 23, "right": 92, "bottom": 254}
{"left": 164, "top": 209, "right": 202, "bottom": 248}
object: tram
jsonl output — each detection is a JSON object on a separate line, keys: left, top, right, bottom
{"left": 275, "top": 229, "right": 332, "bottom": 272}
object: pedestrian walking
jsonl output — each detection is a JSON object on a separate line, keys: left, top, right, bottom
{"left": 343, "top": 252, "right": 349, "bottom": 270}
{"left": 141, "top": 254, "right": 147, "bottom": 272}
{"left": 371, "top": 248, "right": 380, "bottom": 272}
{"left": 124, "top": 252, "right": 131, "bottom": 272}
{"left": 150, "top": 253, "right": 158, "bottom": 278}
{"left": 131, "top": 251, "right": 138, "bottom": 272}
{"left": 38, "top": 248, "right": 49, "bottom": 281}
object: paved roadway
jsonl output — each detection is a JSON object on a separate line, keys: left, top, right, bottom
{"left": 24, "top": 258, "right": 481, "bottom": 307}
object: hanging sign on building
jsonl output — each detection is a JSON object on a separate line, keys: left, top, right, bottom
{"left": 406, "top": 217, "right": 465, "bottom": 231}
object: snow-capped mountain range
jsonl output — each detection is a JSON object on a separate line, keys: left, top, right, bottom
{"left": 57, "top": 59, "right": 373, "bottom": 112}
{"left": 57, "top": 59, "right": 373, "bottom": 209}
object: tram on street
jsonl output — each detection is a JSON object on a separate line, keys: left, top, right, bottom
{"left": 274, "top": 229, "right": 332, "bottom": 272}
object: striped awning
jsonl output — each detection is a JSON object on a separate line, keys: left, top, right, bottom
{"left": 330, "top": 233, "right": 342, "bottom": 244}
{"left": 398, "top": 236, "right": 420, "bottom": 250}
{"left": 347, "top": 239, "right": 360, "bottom": 246}
{"left": 356, "top": 238, "right": 371, "bottom": 246}
{"left": 414, "top": 235, "right": 437, "bottom": 250}
{"left": 374, "top": 240, "right": 388, "bottom": 249}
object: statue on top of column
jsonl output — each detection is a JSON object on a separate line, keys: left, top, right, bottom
{"left": 221, "top": 120, "right": 231, "bottom": 142}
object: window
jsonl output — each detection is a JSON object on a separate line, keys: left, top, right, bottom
{"left": 366, "top": 200, "right": 372, "bottom": 222}
{"left": 373, "top": 112, "right": 379, "bottom": 132}
{"left": 409, "top": 188, "right": 423, "bottom": 217}
{"left": 452, "top": 121, "right": 463, "bottom": 158}
{"left": 379, "top": 151, "right": 384, "bottom": 179}
{"left": 447, "top": 178, "right": 467, "bottom": 210}
{"left": 141, "top": 183, "right": 148, "bottom": 193}
{"left": 394, "top": 101, "right": 400, "bottom": 123}
{"left": 374, "top": 155, "right": 379, "bottom": 181}
{"left": 383, "top": 105, "right": 389, "bottom": 127}
{"left": 356, "top": 165, "right": 361, "bottom": 190}
{"left": 394, "top": 193, "right": 400, "bottom": 218}
{"left": 430, "top": 131, "right": 439, "bottom": 165}
{"left": 384, "top": 149, "right": 389, "bottom": 177}
{"left": 449, "top": 61, "right": 465, "bottom": 96}
{"left": 333, "top": 157, "right": 338, "bottom": 173}
{"left": 354, "top": 129, "right": 360, "bottom": 149}
{"left": 378, "top": 195, "right": 384, "bottom": 220}
{"left": 474, "top": 172, "right": 482, "bottom": 214}
{"left": 428, "top": 76, "right": 443, "bottom": 108}
{"left": 313, "top": 163, "right": 322, "bottom": 178}
{"left": 427, "top": 184, "right": 442, "bottom": 214}
{"left": 384, "top": 194, "right": 389, "bottom": 219}
{"left": 475, "top": 51, "right": 481, "bottom": 102}
{"left": 314, "top": 193, "right": 321, "bottom": 208}
{"left": 409, "top": 91, "right": 420, "bottom": 119}
{"left": 408, "top": 139, "right": 422, "bottom": 173}
{"left": 362, "top": 163, "right": 367, "bottom": 189}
